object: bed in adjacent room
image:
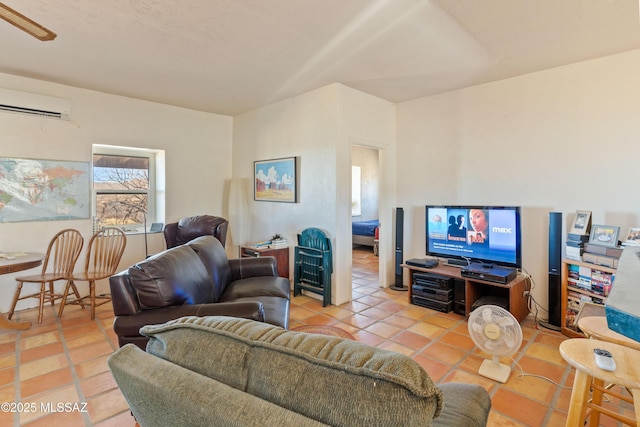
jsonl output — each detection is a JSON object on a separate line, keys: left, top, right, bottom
{"left": 352, "top": 219, "right": 379, "bottom": 255}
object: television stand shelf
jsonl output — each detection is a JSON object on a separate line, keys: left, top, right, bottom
{"left": 401, "top": 263, "right": 530, "bottom": 322}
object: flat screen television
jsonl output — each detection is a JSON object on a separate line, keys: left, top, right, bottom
{"left": 425, "top": 205, "right": 522, "bottom": 269}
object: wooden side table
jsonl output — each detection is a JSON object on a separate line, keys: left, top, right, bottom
{"left": 577, "top": 315, "right": 640, "bottom": 426}
{"left": 240, "top": 246, "right": 289, "bottom": 279}
{"left": 0, "top": 252, "right": 44, "bottom": 330}
{"left": 559, "top": 338, "right": 640, "bottom": 426}
{"left": 578, "top": 316, "right": 640, "bottom": 351}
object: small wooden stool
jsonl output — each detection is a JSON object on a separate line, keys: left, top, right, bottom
{"left": 577, "top": 316, "right": 640, "bottom": 425}
{"left": 560, "top": 339, "right": 640, "bottom": 426}
{"left": 578, "top": 316, "right": 640, "bottom": 351}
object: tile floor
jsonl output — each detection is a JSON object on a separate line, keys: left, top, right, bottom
{"left": 0, "top": 247, "right": 634, "bottom": 426}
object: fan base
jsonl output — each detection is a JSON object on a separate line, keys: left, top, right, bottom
{"left": 478, "top": 359, "right": 511, "bottom": 383}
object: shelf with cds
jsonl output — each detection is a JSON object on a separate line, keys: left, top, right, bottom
{"left": 560, "top": 259, "right": 616, "bottom": 338}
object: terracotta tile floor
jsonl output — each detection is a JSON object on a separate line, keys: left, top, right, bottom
{"left": 0, "top": 246, "right": 633, "bottom": 426}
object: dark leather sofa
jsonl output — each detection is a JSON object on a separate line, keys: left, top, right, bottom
{"left": 164, "top": 215, "right": 228, "bottom": 249}
{"left": 109, "top": 235, "right": 290, "bottom": 349}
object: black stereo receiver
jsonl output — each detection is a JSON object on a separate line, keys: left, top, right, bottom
{"left": 413, "top": 272, "right": 453, "bottom": 290}
{"left": 412, "top": 284, "right": 453, "bottom": 302}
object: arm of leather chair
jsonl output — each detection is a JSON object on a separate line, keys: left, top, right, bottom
{"left": 164, "top": 223, "right": 178, "bottom": 248}
{"left": 113, "top": 301, "right": 266, "bottom": 343}
{"left": 228, "top": 257, "right": 278, "bottom": 280}
{"left": 110, "top": 270, "right": 142, "bottom": 316}
{"left": 216, "top": 220, "right": 229, "bottom": 247}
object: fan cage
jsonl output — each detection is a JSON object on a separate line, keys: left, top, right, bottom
{"left": 468, "top": 305, "right": 523, "bottom": 357}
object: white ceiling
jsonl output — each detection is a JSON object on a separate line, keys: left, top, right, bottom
{"left": 1, "top": 0, "right": 639, "bottom": 116}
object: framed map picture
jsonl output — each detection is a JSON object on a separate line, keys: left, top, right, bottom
{"left": 0, "top": 157, "right": 90, "bottom": 222}
{"left": 254, "top": 157, "right": 297, "bottom": 203}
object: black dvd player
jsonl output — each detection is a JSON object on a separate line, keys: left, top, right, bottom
{"left": 406, "top": 258, "right": 438, "bottom": 269}
{"left": 460, "top": 263, "right": 517, "bottom": 284}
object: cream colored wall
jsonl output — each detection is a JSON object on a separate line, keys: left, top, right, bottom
{"left": 232, "top": 85, "right": 339, "bottom": 290}
{"left": 352, "top": 146, "right": 379, "bottom": 220}
{"left": 337, "top": 85, "right": 396, "bottom": 294}
{"left": 232, "top": 84, "right": 395, "bottom": 304}
{"left": 0, "top": 73, "right": 232, "bottom": 312}
{"left": 396, "top": 49, "right": 640, "bottom": 314}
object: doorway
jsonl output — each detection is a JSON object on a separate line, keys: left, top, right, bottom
{"left": 351, "top": 146, "right": 380, "bottom": 292}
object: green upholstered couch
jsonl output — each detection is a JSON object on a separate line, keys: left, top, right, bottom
{"left": 108, "top": 316, "right": 491, "bottom": 427}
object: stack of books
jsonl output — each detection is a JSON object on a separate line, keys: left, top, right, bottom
{"left": 582, "top": 243, "right": 622, "bottom": 269}
{"left": 269, "top": 238, "right": 288, "bottom": 249}
{"left": 565, "top": 233, "right": 589, "bottom": 262}
{"left": 251, "top": 240, "right": 271, "bottom": 249}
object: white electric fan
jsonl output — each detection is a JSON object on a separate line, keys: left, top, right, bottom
{"left": 467, "top": 305, "right": 523, "bottom": 383}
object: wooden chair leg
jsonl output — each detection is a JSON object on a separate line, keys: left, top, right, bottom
{"left": 70, "top": 282, "right": 83, "bottom": 303}
{"left": 49, "top": 282, "right": 56, "bottom": 306}
{"left": 566, "top": 370, "right": 592, "bottom": 426}
{"left": 90, "top": 281, "right": 96, "bottom": 320}
{"left": 8, "top": 281, "right": 24, "bottom": 320}
{"left": 38, "top": 282, "right": 46, "bottom": 324}
{"left": 58, "top": 281, "right": 72, "bottom": 318}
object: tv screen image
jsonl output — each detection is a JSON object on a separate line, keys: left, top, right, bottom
{"left": 426, "top": 205, "right": 522, "bottom": 268}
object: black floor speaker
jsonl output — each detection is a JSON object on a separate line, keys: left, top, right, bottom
{"left": 390, "top": 207, "right": 407, "bottom": 291}
{"left": 545, "top": 212, "right": 562, "bottom": 330}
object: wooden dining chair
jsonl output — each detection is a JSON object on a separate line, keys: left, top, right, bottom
{"left": 8, "top": 229, "right": 84, "bottom": 324}
{"left": 58, "top": 227, "right": 127, "bottom": 320}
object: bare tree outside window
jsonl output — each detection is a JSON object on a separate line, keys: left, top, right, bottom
{"left": 93, "top": 154, "right": 150, "bottom": 226}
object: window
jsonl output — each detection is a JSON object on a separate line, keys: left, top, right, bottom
{"left": 93, "top": 145, "right": 162, "bottom": 231}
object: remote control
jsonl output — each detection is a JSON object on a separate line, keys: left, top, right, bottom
{"left": 594, "top": 348, "right": 616, "bottom": 371}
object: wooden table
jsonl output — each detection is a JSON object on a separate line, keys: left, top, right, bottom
{"left": 0, "top": 253, "right": 44, "bottom": 330}
{"left": 579, "top": 316, "right": 640, "bottom": 351}
{"left": 560, "top": 338, "right": 640, "bottom": 426}
{"left": 240, "top": 246, "right": 289, "bottom": 279}
{"left": 577, "top": 315, "right": 640, "bottom": 425}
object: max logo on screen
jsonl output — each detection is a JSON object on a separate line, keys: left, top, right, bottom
{"left": 492, "top": 227, "right": 512, "bottom": 234}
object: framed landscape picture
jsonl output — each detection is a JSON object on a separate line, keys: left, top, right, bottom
{"left": 254, "top": 157, "right": 297, "bottom": 203}
{"left": 589, "top": 225, "right": 620, "bottom": 247}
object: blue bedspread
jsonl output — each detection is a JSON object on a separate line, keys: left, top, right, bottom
{"left": 352, "top": 219, "right": 379, "bottom": 236}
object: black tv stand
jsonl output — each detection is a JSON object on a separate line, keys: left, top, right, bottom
{"left": 446, "top": 258, "right": 469, "bottom": 267}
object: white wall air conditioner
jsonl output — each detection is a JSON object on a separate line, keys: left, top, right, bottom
{"left": 0, "top": 88, "right": 71, "bottom": 120}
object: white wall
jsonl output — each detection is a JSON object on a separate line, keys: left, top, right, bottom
{"left": 397, "top": 49, "right": 640, "bottom": 314}
{"left": 352, "top": 146, "right": 379, "bottom": 220}
{"left": 337, "top": 85, "right": 396, "bottom": 292}
{"left": 233, "top": 83, "right": 395, "bottom": 304}
{"left": 0, "top": 73, "right": 232, "bottom": 312}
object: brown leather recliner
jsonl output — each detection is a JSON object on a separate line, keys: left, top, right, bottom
{"left": 164, "top": 215, "right": 228, "bottom": 248}
{"left": 109, "top": 235, "right": 290, "bottom": 349}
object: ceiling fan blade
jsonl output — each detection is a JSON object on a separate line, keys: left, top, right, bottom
{"left": 0, "top": 2, "right": 56, "bottom": 41}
